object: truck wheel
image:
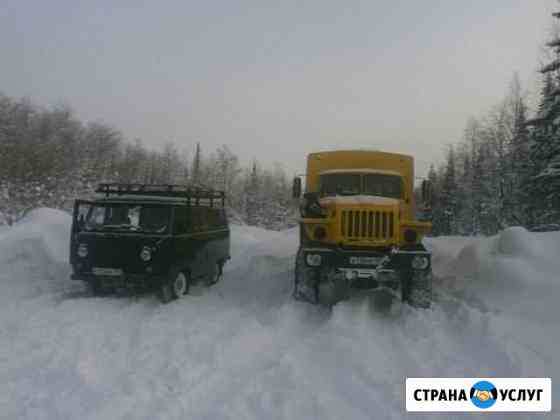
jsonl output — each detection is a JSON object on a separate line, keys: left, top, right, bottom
{"left": 317, "top": 267, "right": 348, "bottom": 307}
{"left": 160, "top": 271, "right": 189, "bottom": 303}
{"left": 404, "top": 270, "right": 432, "bottom": 309}
{"left": 293, "top": 249, "right": 318, "bottom": 303}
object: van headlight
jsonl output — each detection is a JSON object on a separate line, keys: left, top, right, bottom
{"left": 77, "top": 243, "right": 88, "bottom": 258}
{"left": 140, "top": 247, "right": 152, "bottom": 262}
{"left": 306, "top": 254, "right": 322, "bottom": 267}
{"left": 411, "top": 255, "right": 429, "bottom": 270}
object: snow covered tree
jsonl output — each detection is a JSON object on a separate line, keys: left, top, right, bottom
{"left": 192, "top": 142, "right": 201, "bottom": 186}
{"left": 525, "top": 11, "right": 560, "bottom": 224}
{"left": 0, "top": 92, "right": 297, "bottom": 229}
{"left": 245, "top": 161, "right": 259, "bottom": 226}
{"left": 439, "top": 146, "right": 458, "bottom": 235}
{"left": 159, "top": 142, "right": 182, "bottom": 183}
{"left": 508, "top": 87, "right": 533, "bottom": 226}
{"left": 425, "top": 165, "right": 443, "bottom": 235}
{"left": 455, "top": 143, "right": 474, "bottom": 235}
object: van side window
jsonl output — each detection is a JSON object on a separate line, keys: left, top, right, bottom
{"left": 217, "top": 209, "right": 227, "bottom": 227}
{"left": 191, "top": 207, "right": 209, "bottom": 231}
{"left": 207, "top": 208, "right": 226, "bottom": 228}
{"left": 207, "top": 208, "right": 217, "bottom": 228}
{"left": 173, "top": 206, "right": 189, "bottom": 234}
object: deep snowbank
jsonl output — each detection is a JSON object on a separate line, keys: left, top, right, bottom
{"left": 0, "top": 208, "right": 74, "bottom": 303}
{"left": 0, "top": 210, "right": 557, "bottom": 419}
{"left": 429, "top": 227, "right": 560, "bottom": 324}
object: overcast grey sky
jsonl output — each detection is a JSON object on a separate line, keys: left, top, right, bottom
{"left": 1, "top": 1, "right": 557, "bottom": 176}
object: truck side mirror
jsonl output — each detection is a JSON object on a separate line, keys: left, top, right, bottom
{"left": 292, "top": 177, "right": 302, "bottom": 199}
{"left": 421, "top": 180, "right": 432, "bottom": 204}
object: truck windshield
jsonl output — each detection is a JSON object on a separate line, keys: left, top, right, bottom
{"left": 320, "top": 174, "right": 361, "bottom": 196}
{"left": 320, "top": 173, "right": 403, "bottom": 199}
{"left": 363, "top": 174, "right": 402, "bottom": 199}
{"left": 82, "top": 204, "right": 170, "bottom": 233}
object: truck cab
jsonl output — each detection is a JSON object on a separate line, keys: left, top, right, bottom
{"left": 293, "top": 150, "right": 432, "bottom": 307}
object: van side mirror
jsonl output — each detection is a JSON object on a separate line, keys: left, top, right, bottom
{"left": 292, "top": 177, "right": 302, "bottom": 199}
{"left": 78, "top": 214, "right": 85, "bottom": 230}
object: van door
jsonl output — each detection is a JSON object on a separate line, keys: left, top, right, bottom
{"left": 171, "top": 205, "right": 193, "bottom": 275}
{"left": 206, "top": 207, "right": 229, "bottom": 269}
{"left": 189, "top": 206, "right": 211, "bottom": 279}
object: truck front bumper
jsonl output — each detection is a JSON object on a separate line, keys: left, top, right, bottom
{"left": 301, "top": 246, "right": 430, "bottom": 288}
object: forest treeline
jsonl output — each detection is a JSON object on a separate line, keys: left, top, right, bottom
{"left": 4, "top": 13, "right": 560, "bottom": 236}
{"left": 426, "top": 11, "right": 560, "bottom": 236}
{"left": 0, "top": 94, "right": 296, "bottom": 229}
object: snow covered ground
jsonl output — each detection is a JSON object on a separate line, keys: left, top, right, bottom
{"left": 0, "top": 209, "right": 558, "bottom": 419}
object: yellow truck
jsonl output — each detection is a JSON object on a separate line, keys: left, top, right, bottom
{"left": 292, "top": 150, "right": 433, "bottom": 307}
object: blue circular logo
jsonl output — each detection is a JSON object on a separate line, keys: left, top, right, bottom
{"left": 470, "top": 381, "right": 498, "bottom": 409}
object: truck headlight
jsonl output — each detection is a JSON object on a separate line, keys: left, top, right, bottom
{"left": 314, "top": 226, "right": 327, "bottom": 240}
{"left": 411, "top": 255, "right": 429, "bottom": 270}
{"left": 404, "top": 229, "right": 417, "bottom": 243}
{"left": 140, "top": 247, "right": 152, "bottom": 262}
{"left": 77, "top": 243, "right": 88, "bottom": 258}
{"left": 306, "top": 253, "right": 322, "bottom": 267}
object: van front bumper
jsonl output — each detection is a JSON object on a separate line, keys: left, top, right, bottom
{"left": 71, "top": 270, "right": 164, "bottom": 289}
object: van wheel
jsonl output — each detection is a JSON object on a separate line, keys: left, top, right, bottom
{"left": 207, "top": 261, "right": 224, "bottom": 286}
{"left": 88, "top": 278, "right": 107, "bottom": 296}
{"left": 160, "top": 271, "right": 189, "bottom": 303}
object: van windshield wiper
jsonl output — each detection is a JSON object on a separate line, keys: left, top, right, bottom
{"left": 101, "top": 224, "right": 140, "bottom": 231}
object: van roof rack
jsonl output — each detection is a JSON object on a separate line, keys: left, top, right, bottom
{"left": 95, "top": 183, "right": 226, "bottom": 207}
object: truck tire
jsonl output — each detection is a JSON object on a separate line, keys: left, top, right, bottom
{"left": 404, "top": 270, "right": 432, "bottom": 309}
{"left": 293, "top": 249, "right": 318, "bottom": 303}
{"left": 317, "top": 267, "right": 348, "bottom": 307}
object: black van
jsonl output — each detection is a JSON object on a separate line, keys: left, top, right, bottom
{"left": 70, "top": 184, "right": 230, "bottom": 302}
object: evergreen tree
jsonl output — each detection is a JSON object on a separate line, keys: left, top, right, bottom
{"left": 439, "top": 147, "right": 458, "bottom": 235}
{"left": 456, "top": 146, "right": 474, "bottom": 235}
{"left": 526, "top": 11, "right": 560, "bottom": 224}
{"left": 192, "top": 142, "right": 201, "bottom": 186}
{"left": 509, "top": 92, "right": 532, "bottom": 225}
{"left": 425, "top": 165, "right": 442, "bottom": 235}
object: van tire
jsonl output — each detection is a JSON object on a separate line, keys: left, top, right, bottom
{"left": 207, "top": 260, "right": 224, "bottom": 286}
{"left": 88, "top": 278, "right": 109, "bottom": 296}
{"left": 160, "top": 271, "right": 189, "bottom": 303}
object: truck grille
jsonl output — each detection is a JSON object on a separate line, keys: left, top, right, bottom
{"left": 340, "top": 210, "right": 395, "bottom": 240}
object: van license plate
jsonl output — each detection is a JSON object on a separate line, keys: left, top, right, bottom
{"left": 93, "top": 267, "right": 123, "bottom": 276}
{"left": 349, "top": 256, "right": 383, "bottom": 265}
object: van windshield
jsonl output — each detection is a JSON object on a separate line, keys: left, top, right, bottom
{"left": 81, "top": 204, "right": 170, "bottom": 233}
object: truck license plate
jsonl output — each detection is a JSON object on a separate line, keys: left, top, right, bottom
{"left": 349, "top": 256, "right": 383, "bottom": 265}
{"left": 93, "top": 267, "right": 123, "bottom": 276}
